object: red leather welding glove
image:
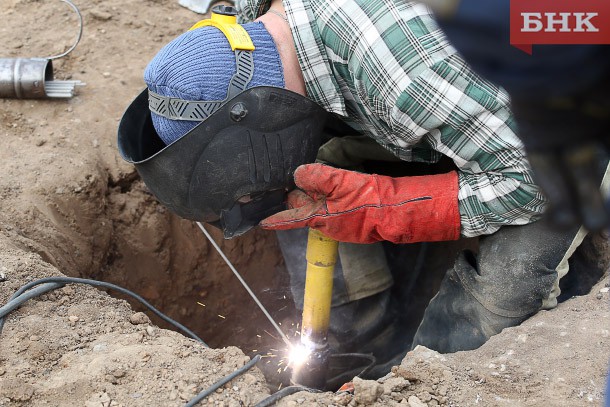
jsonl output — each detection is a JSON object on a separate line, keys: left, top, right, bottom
{"left": 260, "top": 163, "right": 461, "bottom": 244}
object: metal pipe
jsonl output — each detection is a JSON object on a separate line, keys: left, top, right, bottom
{"left": 0, "top": 59, "right": 84, "bottom": 99}
{"left": 0, "top": 58, "right": 52, "bottom": 99}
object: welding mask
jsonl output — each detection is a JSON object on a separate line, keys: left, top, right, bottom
{"left": 117, "top": 5, "right": 330, "bottom": 238}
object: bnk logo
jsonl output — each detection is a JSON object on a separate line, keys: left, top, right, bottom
{"left": 510, "top": 0, "right": 610, "bottom": 54}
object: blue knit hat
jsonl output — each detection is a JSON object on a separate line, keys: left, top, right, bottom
{"left": 144, "top": 22, "right": 285, "bottom": 145}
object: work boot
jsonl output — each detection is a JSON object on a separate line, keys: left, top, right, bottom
{"left": 411, "top": 263, "right": 524, "bottom": 353}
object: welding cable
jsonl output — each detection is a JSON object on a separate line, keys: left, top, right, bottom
{"left": 326, "top": 353, "right": 377, "bottom": 390}
{"left": 254, "top": 385, "right": 322, "bottom": 407}
{"left": 330, "top": 352, "right": 377, "bottom": 377}
{"left": 253, "top": 353, "right": 372, "bottom": 407}
{"left": 0, "top": 282, "right": 64, "bottom": 332}
{"left": 184, "top": 354, "right": 262, "bottom": 407}
{"left": 0, "top": 276, "right": 208, "bottom": 346}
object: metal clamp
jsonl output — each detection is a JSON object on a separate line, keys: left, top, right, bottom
{"left": 178, "top": 0, "right": 236, "bottom": 15}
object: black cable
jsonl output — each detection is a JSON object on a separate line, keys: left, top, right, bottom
{"left": 184, "top": 354, "right": 262, "bottom": 407}
{"left": 254, "top": 385, "right": 322, "bottom": 407}
{"left": 0, "top": 278, "right": 348, "bottom": 407}
{"left": 0, "top": 278, "right": 325, "bottom": 407}
{"left": 329, "top": 352, "right": 377, "bottom": 378}
{"left": 0, "top": 283, "right": 64, "bottom": 332}
{"left": 0, "top": 276, "right": 208, "bottom": 346}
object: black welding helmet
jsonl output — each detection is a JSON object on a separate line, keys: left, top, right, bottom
{"left": 117, "top": 6, "right": 329, "bottom": 238}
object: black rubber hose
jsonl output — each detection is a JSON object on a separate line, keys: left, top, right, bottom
{"left": 184, "top": 354, "right": 262, "bottom": 407}
{"left": 0, "top": 276, "right": 208, "bottom": 346}
{"left": 0, "top": 283, "right": 63, "bottom": 321}
{"left": 254, "top": 385, "right": 322, "bottom": 407}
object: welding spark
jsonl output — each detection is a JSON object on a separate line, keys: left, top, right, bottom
{"left": 287, "top": 342, "right": 313, "bottom": 368}
{"left": 196, "top": 302, "right": 205, "bottom": 307}
{"left": 264, "top": 330, "right": 279, "bottom": 340}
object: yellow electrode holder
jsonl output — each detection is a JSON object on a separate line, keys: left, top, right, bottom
{"left": 189, "top": 5, "right": 255, "bottom": 51}
{"left": 301, "top": 229, "right": 339, "bottom": 343}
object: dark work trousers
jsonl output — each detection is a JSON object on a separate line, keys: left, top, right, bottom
{"left": 410, "top": 219, "right": 581, "bottom": 353}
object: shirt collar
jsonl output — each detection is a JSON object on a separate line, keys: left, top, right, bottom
{"left": 238, "top": 0, "right": 347, "bottom": 116}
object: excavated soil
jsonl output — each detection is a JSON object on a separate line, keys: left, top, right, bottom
{"left": 0, "top": 0, "right": 609, "bottom": 406}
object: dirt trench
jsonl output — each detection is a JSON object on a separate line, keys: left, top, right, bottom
{"left": 20, "top": 161, "right": 304, "bottom": 388}
{"left": 1, "top": 0, "right": 610, "bottom": 406}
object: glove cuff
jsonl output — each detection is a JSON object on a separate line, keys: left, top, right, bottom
{"left": 379, "top": 171, "right": 461, "bottom": 244}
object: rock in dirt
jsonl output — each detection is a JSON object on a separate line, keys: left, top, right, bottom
{"left": 85, "top": 391, "right": 112, "bottom": 407}
{"left": 129, "top": 312, "right": 150, "bottom": 325}
{"left": 383, "top": 376, "right": 410, "bottom": 393}
{"left": 408, "top": 395, "right": 427, "bottom": 407}
{"left": 353, "top": 377, "right": 383, "bottom": 405}
{"left": 90, "top": 9, "right": 113, "bottom": 21}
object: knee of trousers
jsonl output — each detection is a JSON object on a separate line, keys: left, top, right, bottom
{"left": 455, "top": 249, "right": 559, "bottom": 319}
{"left": 456, "top": 221, "right": 579, "bottom": 318}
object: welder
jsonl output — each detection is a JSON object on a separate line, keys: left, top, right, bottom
{"left": 118, "top": 0, "right": 609, "bottom": 388}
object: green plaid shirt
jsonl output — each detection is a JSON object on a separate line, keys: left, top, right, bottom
{"left": 238, "top": 0, "right": 546, "bottom": 237}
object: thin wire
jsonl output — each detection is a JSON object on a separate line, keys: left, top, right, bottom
{"left": 184, "top": 354, "right": 262, "bottom": 407}
{"left": 196, "top": 222, "right": 292, "bottom": 348}
{"left": 47, "top": 0, "right": 83, "bottom": 60}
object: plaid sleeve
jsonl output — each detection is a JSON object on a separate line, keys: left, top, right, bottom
{"left": 389, "top": 54, "right": 547, "bottom": 236}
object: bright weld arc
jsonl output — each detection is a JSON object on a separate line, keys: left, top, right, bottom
{"left": 288, "top": 340, "right": 313, "bottom": 368}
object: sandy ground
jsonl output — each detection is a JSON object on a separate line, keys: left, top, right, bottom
{"left": 0, "top": 0, "right": 609, "bottom": 406}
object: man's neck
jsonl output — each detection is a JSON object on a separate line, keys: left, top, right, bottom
{"left": 256, "top": 1, "right": 307, "bottom": 96}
